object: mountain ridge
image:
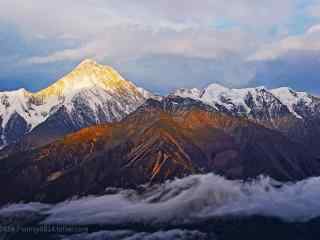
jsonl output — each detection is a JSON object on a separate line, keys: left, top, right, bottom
{"left": 173, "top": 83, "right": 319, "bottom": 119}
{"left": 0, "top": 96, "right": 318, "bottom": 204}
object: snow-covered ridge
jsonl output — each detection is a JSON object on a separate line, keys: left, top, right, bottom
{"left": 173, "top": 83, "right": 318, "bottom": 119}
{"left": 0, "top": 59, "right": 150, "bottom": 147}
{"left": 270, "top": 87, "right": 314, "bottom": 118}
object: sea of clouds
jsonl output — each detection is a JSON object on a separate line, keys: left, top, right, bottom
{"left": 1, "top": 173, "right": 320, "bottom": 227}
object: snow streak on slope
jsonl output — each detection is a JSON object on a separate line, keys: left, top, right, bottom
{"left": 271, "top": 87, "right": 313, "bottom": 118}
{"left": 1, "top": 173, "right": 320, "bottom": 226}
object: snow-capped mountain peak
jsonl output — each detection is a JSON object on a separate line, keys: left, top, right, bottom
{"left": 0, "top": 59, "right": 151, "bottom": 148}
{"left": 34, "top": 59, "right": 142, "bottom": 100}
{"left": 204, "top": 83, "right": 229, "bottom": 92}
{"left": 77, "top": 58, "right": 98, "bottom": 67}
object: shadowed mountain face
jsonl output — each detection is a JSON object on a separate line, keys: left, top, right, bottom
{"left": 0, "top": 97, "right": 318, "bottom": 205}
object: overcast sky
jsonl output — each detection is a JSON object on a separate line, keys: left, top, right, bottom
{"left": 1, "top": 0, "right": 320, "bottom": 94}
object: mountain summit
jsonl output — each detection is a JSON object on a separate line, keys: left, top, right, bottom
{"left": 34, "top": 59, "right": 143, "bottom": 100}
{"left": 0, "top": 60, "right": 151, "bottom": 149}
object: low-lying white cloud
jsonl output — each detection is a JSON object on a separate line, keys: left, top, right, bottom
{"left": 2, "top": 173, "right": 320, "bottom": 226}
{"left": 60, "top": 229, "right": 208, "bottom": 240}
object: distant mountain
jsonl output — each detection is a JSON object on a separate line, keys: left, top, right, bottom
{"left": 0, "top": 96, "right": 318, "bottom": 204}
{"left": 0, "top": 59, "right": 155, "bottom": 152}
{"left": 174, "top": 84, "right": 318, "bottom": 121}
{"left": 174, "top": 84, "right": 320, "bottom": 157}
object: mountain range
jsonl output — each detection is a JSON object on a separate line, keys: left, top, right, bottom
{"left": 174, "top": 84, "right": 320, "bottom": 157}
{"left": 0, "top": 59, "right": 319, "bottom": 204}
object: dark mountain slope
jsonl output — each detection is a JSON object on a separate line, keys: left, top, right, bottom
{"left": 0, "top": 97, "right": 318, "bottom": 204}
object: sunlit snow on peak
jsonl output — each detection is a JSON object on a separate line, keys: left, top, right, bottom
{"left": 33, "top": 59, "right": 142, "bottom": 100}
{"left": 0, "top": 59, "right": 149, "bottom": 148}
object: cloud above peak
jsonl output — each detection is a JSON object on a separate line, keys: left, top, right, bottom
{"left": 25, "top": 27, "right": 259, "bottom": 65}
{"left": 0, "top": 0, "right": 296, "bottom": 42}
{"left": 0, "top": 0, "right": 304, "bottom": 65}
{"left": 0, "top": 0, "right": 320, "bottom": 93}
{"left": 249, "top": 24, "right": 320, "bottom": 61}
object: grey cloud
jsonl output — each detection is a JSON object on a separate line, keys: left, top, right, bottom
{"left": 25, "top": 26, "right": 260, "bottom": 65}
{"left": 0, "top": 0, "right": 301, "bottom": 66}
{"left": 0, "top": 0, "right": 320, "bottom": 94}
{"left": 306, "top": 3, "right": 320, "bottom": 18}
{"left": 249, "top": 24, "right": 320, "bottom": 61}
{"left": 0, "top": 0, "right": 295, "bottom": 49}
{"left": 113, "top": 54, "right": 256, "bottom": 94}
{"left": 249, "top": 50, "right": 320, "bottom": 94}
{"left": 106, "top": 0, "right": 294, "bottom": 26}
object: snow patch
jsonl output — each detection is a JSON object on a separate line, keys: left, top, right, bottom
{"left": 271, "top": 87, "right": 313, "bottom": 118}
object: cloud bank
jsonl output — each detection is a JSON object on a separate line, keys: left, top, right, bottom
{"left": 0, "top": 0, "right": 320, "bottom": 93}
{"left": 2, "top": 173, "right": 320, "bottom": 226}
